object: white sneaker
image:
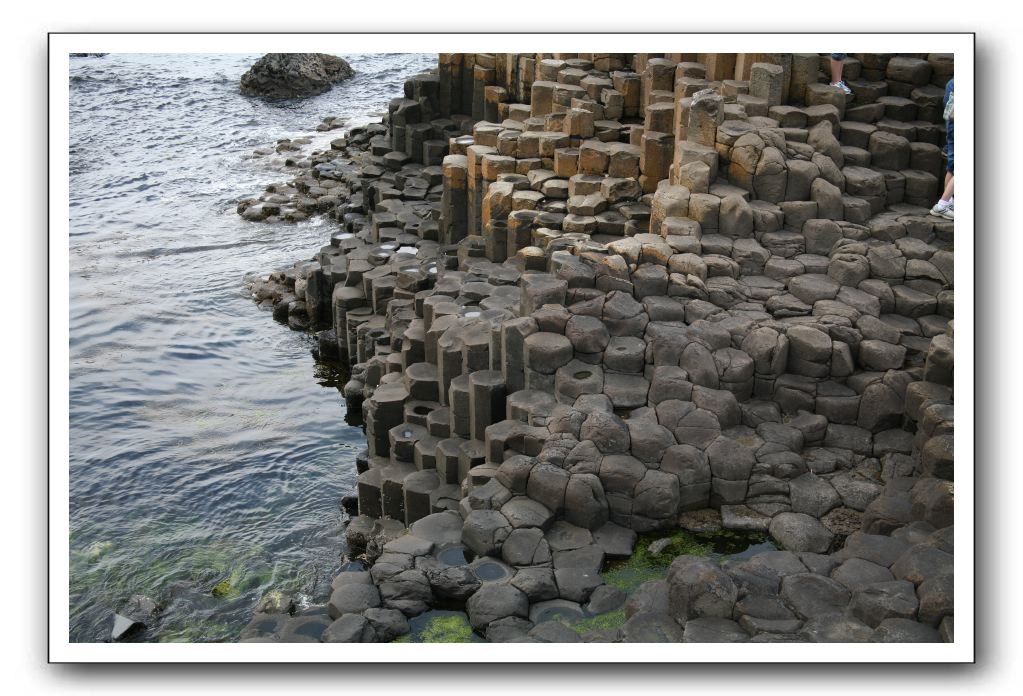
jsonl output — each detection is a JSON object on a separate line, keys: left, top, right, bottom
{"left": 830, "top": 80, "right": 852, "bottom": 95}
{"left": 940, "top": 206, "right": 954, "bottom": 220}
{"left": 930, "top": 200, "right": 951, "bottom": 217}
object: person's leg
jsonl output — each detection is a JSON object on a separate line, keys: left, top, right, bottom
{"left": 932, "top": 120, "right": 955, "bottom": 216}
{"left": 829, "top": 53, "right": 851, "bottom": 94}
{"left": 830, "top": 58, "right": 844, "bottom": 85}
{"left": 941, "top": 175, "right": 954, "bottom": 201}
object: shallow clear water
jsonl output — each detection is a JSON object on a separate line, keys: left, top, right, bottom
{"left": 68, "top": 52, "right": 436, "bottom": 642}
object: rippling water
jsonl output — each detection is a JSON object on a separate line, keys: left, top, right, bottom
{"left": 68, "top": 52, "right": 436, "bottom": 642}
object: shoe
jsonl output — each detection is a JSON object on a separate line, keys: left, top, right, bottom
{"left": 940, "top": 206, "right": 954, "bottom": 220}
{"left": 830, "top": 80, "right": 853, "bottom": 95}
{"left": 930, "top": 200, "right": 951, "bottom": 217}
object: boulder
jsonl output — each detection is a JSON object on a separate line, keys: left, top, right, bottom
{"left": 240, "top": 53, "right": 355, "bottom": 99}
{"left": 667, "top": 555, "right": 738, "bottom": 622}
{"left": 769, "top": 512, "right": 835, "bottom": 553}
{"left": 466, "top": 584, "right": 530, "bottom": 630}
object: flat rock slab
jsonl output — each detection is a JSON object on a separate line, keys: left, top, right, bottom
{"left": 682, "top": 616, "right": 750, "bottom": 643}
{"left": 870, "top": 618, "right": 942, "bottom": 642}
{"left": 620, "top": 612, "right": 684, "bottom": 642}
{"left": 328, "top": 583, "right": 381, "bottom": 619}
{"left": 721, "top": 504, "right": 771, "bottom": 532}
{"left": 769, "top": 512, "right": 835, "bottom": 553}
{"left": 320, "top": 614, "right": 376, "bottom": 643}
{"left": 544, "top": 520, "right": 594, "bottom": 552}
{"left": 798, "top": 613, "right": 872, "bottom": 643}
{"left": 781, "top": 574, "right": 851, "bottom": 620}
{"left": 410, "top": 511, "right": 464, "bottom": 546}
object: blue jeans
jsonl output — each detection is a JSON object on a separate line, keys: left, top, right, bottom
{"left": 831, "top": 53, "right": 848, "bottom": 60}
{"left": 946, "top": 120, "right": 954, "bottom": 174}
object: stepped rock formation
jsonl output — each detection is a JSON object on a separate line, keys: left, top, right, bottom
{"left": 242, "top": 52, "right": 956, "bottom": 644}
{"left": 240, "top": 53, "right": 355, "bottom": 100}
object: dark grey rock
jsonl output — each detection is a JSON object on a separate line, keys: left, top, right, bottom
{"left": 529, "top": 620, "right": 584, "bottom": 642}
{"left": 798, "top": 613, "right": 872, "bottom": 642}
{"left": 848, "top": 580, "right": 919, "bottom": 628}
{"left": 837, "top": 531, "right": 910, "bottom": 567}
{"left": 501, "top": 527, "right": 552, "bottom": 566}
{"left": 780, "top": 574, "right": 851, "bottom": 619}
{"left": 769, "top": 512, "right": 835, "bottom": 553}
{"left": 463, "top": 510, "right": 513, "bottom": 558}
{"left": 486, "top": 616, "right": 534, "bottom": 642}
{"left": 891, "top": 543, "right": 953, "bottom": 586}
{"left": 320, "top": 613, "right": 377, "bottom": 643}
{"left": 707, "top": 436, "right": 756, "bottom": 480}
{"left": 830, "top": 558, "right": 895, "bottom": 591}
{"left": 830, "top": 471, "right": 884, "bottom": 511}
{"left": 870, "top": 618, "right": 942, "bottom": 642}
{"left": 586, "top": 585, "right": 627, "bottom": 614}
{"left": 510, "top": 567, "right": 559, "bottom": 603}
{"left": 378, "top": 569, "right": 433, "bottom": 617}
{"left": 625, "top": 579, "right": 670, "bottom": 618}
{"left": 789, "top": 474, "right": 842, "bottom": 517}
{"left": 240, "top": 53, "right": 355, "bottom": 100}
{"left": 620, "top": 612, "right": 684, "bottom": 642}
{"left": 501, "top": 496, "right": 555, "bottom": 530}
{"left": 917, "top": 573, "right": 954, "bottom": 626}
{"left": 426, "top": 564, "right": 481, "bottom": 601}
{"left": 467, "top": 584, "right": 530, "bottom": 630}
{"left": 589, "top": 522, "right": 634, "bottom": 560}
{"left": 667, "top": 555, "right": 738, "bottom": 622}
{"left": 683, "top": 617, "right": 749, "bottom": 642}
{"left": 328, "top": 582, "right": 381, "bottom": 619}
{"left": 411, "top": 511, "right": 464, "bottom": 546}
{"left": 362, "top": 607, "right": 410, "bottom": 642}
{"left": 555, "top": 567, "right": 604, "bottom": 603}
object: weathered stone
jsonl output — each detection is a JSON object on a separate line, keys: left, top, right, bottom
{"left": 328, "top": 583, "right": 381, "bottom": 619}
{"left": 620, "top": 612, "right": 684, "bottom": 642}
{"left": 848, "top": 580, "right": 919, "bottom": 628}
{"left": 780, "top": 574, "right": 851, "bottom": 619}
{"left": 321, "top": 614, "right": 378, "bottom": 643}
{"left": 667, "top": 555, "right": 738, "bottom": 622}
{"left": 466, "top": 583, "right": 530, "bottom": 630}
{"left": 769, "top": 513, "right": 835, "bottom": 553}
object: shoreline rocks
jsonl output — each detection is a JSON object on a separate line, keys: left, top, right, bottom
{"left": 240, "top": 51, "right": 955, "bottom": 643}
{"left": 240, "top": 53, "right": 355, "bottom": 100}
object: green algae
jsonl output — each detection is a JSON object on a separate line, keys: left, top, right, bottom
{"left": 391, "top": 610, "right": 478, "bottom": 643}
{"left": 419, "top": 614, "right": 475, "bottom": 643}
{"left": 567, "top": 608, "right": 627, "bottom": 636}
{"left": 601, "top": 529, "right": 713, "bottom": 593}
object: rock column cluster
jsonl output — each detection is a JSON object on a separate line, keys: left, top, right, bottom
{"left": 243, "top": 51, "right": 955, "bottom": 644}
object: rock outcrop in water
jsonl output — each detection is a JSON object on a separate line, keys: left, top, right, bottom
{"left": 243, "top": 52, "right": 956, "bottom": 644}
{"left": 240, "top": 53, "right": 355, "bottom": 100}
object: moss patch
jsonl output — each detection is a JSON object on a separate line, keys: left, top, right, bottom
{"left": 393, "top": 611, "right": 477, "bottom": 643}
{"left": 568, "top": 608, "right": 627, "bottom": 636}
{"left": 420, "top": 614, "right": 475, "bottom": 643}
{"left": 601, "top": 529, "right": 713, "bottom": 593}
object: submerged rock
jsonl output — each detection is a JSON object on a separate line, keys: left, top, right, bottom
{"left": 240, "top": 53, "right": 355, "bottom": 100}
